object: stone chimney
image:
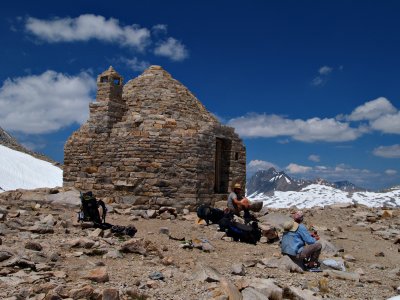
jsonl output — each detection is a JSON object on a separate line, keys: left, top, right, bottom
{"left": 89, "top": 66, "right": 125, "bottom": 133}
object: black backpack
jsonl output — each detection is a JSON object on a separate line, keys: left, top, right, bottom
{"left": 79, "top": 191, "right": 110, "bottom": 229}
{"left": 197, "top": 204, "right": 225, "bottom": 225}
{"left": 218, "top": 216, "right": 261, "bottom": 245}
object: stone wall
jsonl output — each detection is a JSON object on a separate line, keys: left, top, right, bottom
{"left": 64, "top": 66, "right": 246, "bottom": 210}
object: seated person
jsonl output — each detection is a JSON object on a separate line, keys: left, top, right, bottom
{"left": 281, "top": 219, "right": 322, "bottom": 270}
{"left": 292, "top": 210, "right": 320, "bottom": 240}
{"left": 227, "top": 183, "right": 251, "bottom": 223}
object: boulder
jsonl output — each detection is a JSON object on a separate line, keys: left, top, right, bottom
{"left": 193, "top": 263, "right": 221, "bottom": 282}
{"left": 82, "top": 267, "right": 109, "bottom": 283}
{"left": 248, "top": 278, "right": 283, "bottom": 300}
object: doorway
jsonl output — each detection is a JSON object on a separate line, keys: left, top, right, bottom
{"left": 214, "top": 138, "right": 231, "bottom": 193}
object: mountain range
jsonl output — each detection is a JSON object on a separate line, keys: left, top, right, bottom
{"left": 247, "top": 168, "right": 400, "bottom": 208}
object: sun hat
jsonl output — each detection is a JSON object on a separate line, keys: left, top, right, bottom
{"left": 233, "top": 183, "right": 242, "bottom": 189}
{"left": 292, "top": 211, "right": 304, "bottom": 223}
{"left": 283, "top": 220, "right": 299, "bottom": 232}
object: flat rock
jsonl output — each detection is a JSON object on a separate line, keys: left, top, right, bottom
{"left": 220, "top": 277, "right": 242, "bottom": 300}
{"left": 69, "top": 285, "right": 94, "bottom": 299}
{"left": 248, "top": 278, "right": 283, "bottom": 300}
{"left": 232, "top": 263, "right": 245, "bottom": 276}
{"left": 284, "top": 286, "right": 322, "bottom": 300}
{"left": 258, "top": 213, "right": 291, "bottom": 230}
{"left": 25, "top": 241, "right": 43, "bottom": 251}
{"left": 82, "top": 267, "right": 109, "bottom": 283}
{"left": 323, "top": 269, "right": 360, "bottom": 282}
{"left": 193, "top": 263, "right": 221, "bottom": 282}
{"left": 242, "top": 287, "right": 269, "bottom": 300}
{"left": 103, "top": 288, "right": 120, "bottom": 300}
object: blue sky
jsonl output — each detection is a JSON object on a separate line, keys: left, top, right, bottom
{"left": 0, "top": 0, "right": 399, "bottom": 189}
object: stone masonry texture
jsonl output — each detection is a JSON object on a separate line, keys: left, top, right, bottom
{"left": 64, "top": 65, "right": 246, "bottom": 210}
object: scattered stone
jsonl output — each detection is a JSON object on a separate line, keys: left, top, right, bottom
{"left": 222, "top": 237, "right": 233, "bottom": 242}
{"left": 104, "top": 250, "right": 123, "bottom": 259}
{"left": 159, "top": 227, "right": 170, "bottom": 235}
{"left": 28, "top": 224, "right": 54, "bottom": 234}
{"left": 89, "top": 228, "right": 103, "bottom": 238}
{"left": 68, "top": 238, "right": 94, "bottom": 249}
{"left": 220, "top": 277, "right": 242, "bottom": 300}
{"left": 248, "top": 278, "right": 283, "bottom": 299}
{"left": 284, "top": 286, "right": 322, "bottom": 300}
{"left": 0, "top": 250, "right": 13, "bottom": 261}
{"left": 69, "top": 285, "right": 94, "bottom": 299}
{"left": 103, "top": 288, "right": 120, "bottom": 300}
{"left": 82, "top": 267, "right": 109, "bottom": 283}
{"left": 193, "top": 263, "right": 221, "bottom": 282}
{"left": 375, "top": 251, "right": 385, "bottom": 257}
{"left": 25, "top": 241, "right": 43, "bottom": 251}
{"left": 146, "top": 210, "right": 157, "bottom": 218}
{"left": 323, "top": 270, "right": 360, "bottom": 282}
{"left": 343, "top": 254, "right": 356, "bottom": 262}
{"left": 231, "top": 263, "right": 245, "bottom": 276}
{"left": 213, "top": 231, "right": 226, "bottom": 240}
{"left": 242, "top": 287, "right": 269, "bottom": 300}
{"left": 149, "top": 271, "right": 164, "bottom": 280}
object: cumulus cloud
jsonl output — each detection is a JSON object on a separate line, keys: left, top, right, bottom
{"left": 118, "top": 57, "right": 149, "bottom": 71}
{"left": 308, "top": 154, "right": 320, "bottom": 162}
{"left": 370, "top": 112, "right": 400, "bottom": 134}
{"left": 286, "top": 163, "right": 380, "bottom": 188}
{"left": 0, "top": 70, "right": 96, "bottom": 134}
{"left": 247, "top": 160, "right": 278, "bottom": 173}
{"left": 286, "top": 163, "right": 312, "bottom": 174}
{"left": 347, "top": 97, "right": 397, "bottom": 121}
{"left": 385, "top": 169, "right": 397, "bottom": 176}
{"left": 227, "top": 113, "right": 363, "bottom": 142}
{"left": 154, "top": 37, "right": 188, "bottom": 61}
{"left": 25, "top": 14, "right": 151, "bottom": 51}
{"left": 319, "top": 66, "right": 332, "bottom": 75}
{"left": 373, "top": 144, "right": 400, "bottom": 158}
{"left": 152, "top": 24, "right": 168, "bottom": 34}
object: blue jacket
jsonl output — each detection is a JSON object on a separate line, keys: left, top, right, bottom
{"left": 281, "top": 223, "right": 316, "bottom": 256}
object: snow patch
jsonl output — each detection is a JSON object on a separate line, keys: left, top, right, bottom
{"left": 0, "top": 144, "right": 62, "bottom": 191}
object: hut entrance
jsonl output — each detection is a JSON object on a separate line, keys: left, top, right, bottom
{"left": 214, "top": 138, "right": 231, "bottom": 193}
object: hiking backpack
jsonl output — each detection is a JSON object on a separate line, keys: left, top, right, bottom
{"left": 78, "top": 191, "right": 109, "bottom": 228}
{"left": 218, "top": 216, "right": 261, "bottom": 245}
{"left": 196, "top": 204, "right": 225, "bottom": 225}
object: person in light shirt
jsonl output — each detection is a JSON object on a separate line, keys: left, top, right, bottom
{"left": 226, "top": 183, "right": 251, "bottom": 223}
{"left": 281, "top": 212, "right": 322, "bottom": 270}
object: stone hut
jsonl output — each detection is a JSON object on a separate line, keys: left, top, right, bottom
{"left": 64, "top": 65, "right": 246, "bottom": 209}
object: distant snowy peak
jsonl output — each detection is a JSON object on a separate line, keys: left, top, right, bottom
{"left": 247, "top": 168, "right": 306, "bottom": 195}
{"left": 247, "top": 168, "right": 366, "bottom": 196}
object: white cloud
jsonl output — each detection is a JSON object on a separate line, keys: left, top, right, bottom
{"left": 25, "top": 14, "right": 151, "bottom": 51}
{"left": 373, "top": 144, "right": 400, "bottom": 158}
{"left": 286, "top": 163, "right": 312, "bottom": 174}
{"left": 347, "top": 97, "right": 397, "bottom": 121}
{"left": 119, "top": 57, "right": 149, "bottom": 71}
{"left": 247, "top": 160, "right": 278, "bottom": 173}
{"left": 308, "top": 154, "right": 320, "bottom": 162}
{"left": 154, "top": 37, "right": 188, "bottom": 61}
{"left": 228, "top": 113, "right": 363, "bottom": 142}
{"left": 370, "top": 111, "right": 400, "bottom": 134}
{"left": 385, "top": 169, "right": 397, "bottom": 176}
{"left": 286, "top": 163, "right": 380, "bottom": 187}
{"left": 0, "top": 70, "right": 96, "bottom": 134}
{"left": 319, "top": 66, "right": 332, "bottom": 75}
{"left": 152, "top": 24, "right": 168, "bottom": 34}
{"left": 311, "top": 76, "right": 324, "bottom": 86}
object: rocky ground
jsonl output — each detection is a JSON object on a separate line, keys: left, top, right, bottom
{"left": 0, "top": 188, "right": 399, "bottom": 300}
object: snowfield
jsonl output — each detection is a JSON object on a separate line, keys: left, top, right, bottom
{"left": 248, "top": 184, "right": 400, "bottom": 208}
{"left": 0, "top": 145, "right": 62, "bottom": 191}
